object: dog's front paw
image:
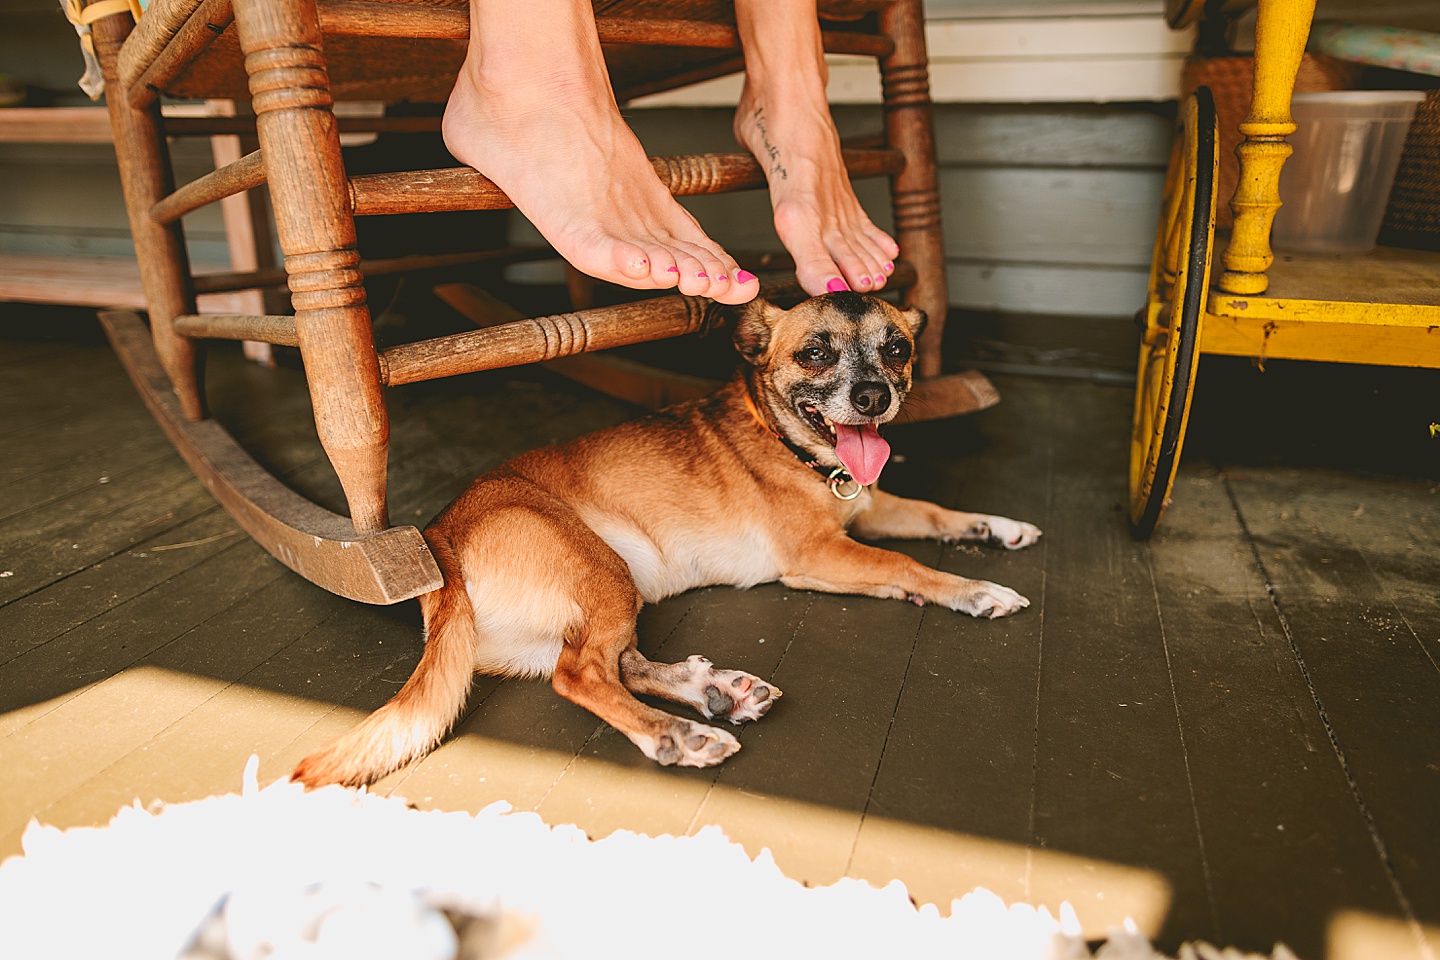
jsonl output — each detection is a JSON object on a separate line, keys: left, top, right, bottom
{"left": 988, "top": 517, "right": 1042, "bottom": 550}
{"left": 649, "top": 719, "right": 741, "bottom": 768}
{"left": 951, "top": 515, "right": 1042, "bottom": 550}
{"left": 952, "top": 580, "right": 1030, "bottom": 619}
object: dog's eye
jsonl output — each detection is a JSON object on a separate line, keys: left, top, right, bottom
{"left": 884, "top": 339, "right": 912, "bottom": 361}
{"left": 796, "top": 345, "right": 834, "bottom": 367}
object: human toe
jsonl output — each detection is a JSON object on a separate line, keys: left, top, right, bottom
{"left": 795, "top": 253, "right": 847, "bottom": 297}
{"left": 710, "top": 275, "right": 759, "bottom": 304}
{"left": 672, "top": 254, "right": 716, "bottom": 297}
{"left": 610, "top": 240, "right": 656, "bottom": 283}
{"left": 830, "top": 243, "right": 888, "bottom": 296}
{"left": 636, "top": 247, "right": 680, "bottom": 289}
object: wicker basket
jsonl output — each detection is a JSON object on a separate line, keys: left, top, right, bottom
{"left": 1181, "top": 54, "right": 1360, "bottom": 229}
{"left": 1379, "top": 89, "right": 1440, "bottom": 251}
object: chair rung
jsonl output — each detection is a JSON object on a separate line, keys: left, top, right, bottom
{"left": 311, "top": 5, "right": 893, "bottom": 58}
{"left": 152, "top": 150, "right": 265, "bottom": 226}
{"left": 174, "top": 312, "right": 298, "bottom": 346}
{"left": 313, "top": 5, "right": 741, "bottom": 45}
{"left": 115, "top": 0, "right": 894, "bottom": 109}
{"left": 379, "top": 294, "right": 722, "bottom": 387}
{"left": 350, "top": 149, "right": 904, "bottom": 217}
{"left": 189, "top": 247, "right": 552, "bottom": 295}
{"left": 160, "top": 115, "right": 442, "bottom": 137}
{"left": 315, "top": 0, "right": 467, "bottom": 39}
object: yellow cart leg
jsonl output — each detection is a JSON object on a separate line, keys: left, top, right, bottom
{"left": 1218, "top": 0, "right": 1318, "bottom": 295}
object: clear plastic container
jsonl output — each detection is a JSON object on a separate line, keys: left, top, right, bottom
{"left": 1271, "top": 90, "right": 1426, "bottom": 254}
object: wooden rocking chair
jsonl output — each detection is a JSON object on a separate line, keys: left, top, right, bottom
{"left": 82, "top": 0, "right": 994, "bottom": 604}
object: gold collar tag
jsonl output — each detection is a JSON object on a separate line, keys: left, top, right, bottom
{"left": 828, "top": 468, "right": 862, "bottom": 501}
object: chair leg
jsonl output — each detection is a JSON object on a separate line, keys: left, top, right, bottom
{"left": 233, "top": 0, "right": 391, "bottom": 535}
{"left": 89, "top": 8, "right": 205, "bottom": 420}
{"left": 879, "top": 0, "right": 947, "bottom": 379}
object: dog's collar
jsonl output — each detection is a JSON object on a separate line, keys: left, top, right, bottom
{"left": 742, "top": 390, "right": 864, "bottom": 501}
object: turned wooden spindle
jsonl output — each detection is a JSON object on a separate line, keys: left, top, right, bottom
{"left": 150, "top": 149, "right": 266, "bottom": 225}
{"left": 1219, "top": 0, "right": 1318, "bottom": 296}
{"left": 88, "top": 1, "right": 205, "bottom": 421}
{"left": 880, "top": 0, "right": 947, "bottom": 378}
{"left": 233, "top": 0, "right": 391, "bottom": 536}
{"left": 379, "top": 295, "right": 718, "bottom": 387}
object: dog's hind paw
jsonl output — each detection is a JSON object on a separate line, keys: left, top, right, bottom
{"left": 649, "top": 719, "right": 741, "bottom": 767}
{"left": 685, "top": 656, "right": 782, "bottom": 724}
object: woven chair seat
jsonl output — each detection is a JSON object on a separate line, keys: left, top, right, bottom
{"left": 124, "top": 0, "right": 895, "bottom": 103}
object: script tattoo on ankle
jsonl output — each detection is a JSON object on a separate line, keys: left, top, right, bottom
{"left": 752, "top": 106, "right": 787, "bottom": 181}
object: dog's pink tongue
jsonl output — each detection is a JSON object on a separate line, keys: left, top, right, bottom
{"left": 833, "top": 423, "right": 890, "bottom": 487}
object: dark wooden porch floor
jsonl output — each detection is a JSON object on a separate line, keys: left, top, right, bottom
{"left": 2, "top": 302, "right": 1437, "bottom": 959}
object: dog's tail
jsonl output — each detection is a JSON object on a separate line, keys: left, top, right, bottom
{"left": 292, "top": 535, "right": 477, "bottom": 788}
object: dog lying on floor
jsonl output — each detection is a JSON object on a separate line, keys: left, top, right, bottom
{"left": 293, "top": 292, "right": 1041, "bottom": 786}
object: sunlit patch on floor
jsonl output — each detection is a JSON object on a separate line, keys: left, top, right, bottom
{"left": 1328, "top": 909, "right": 1440, "bottom": 960}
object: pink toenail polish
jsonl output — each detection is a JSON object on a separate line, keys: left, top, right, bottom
{"left": 736, "top": 269, "right": 756, "bottom": 284}
{"left": 696, "top": 271, "right": 708, "bottom": 279}
{"left": 667, "top": 266, "right": 679, "bottom": 273}
{"left": 859, "top": 276, "right": 873, "bottom": 286}
{"left": 884, "top": 261, "right": 895, "bottom": 273}
{"left": 717, "top": 274, "right": 728, "bottom": 281}
{"left": 826, "top": 277, "right": 850, "bottom": 293}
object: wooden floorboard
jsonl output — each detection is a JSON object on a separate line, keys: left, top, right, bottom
{"left": 1149, "top": 470, "right": 1405, "bottom": 960}
{"left": 0, "top": 508, "right": 240, "bottom": 666}
{"left": 0, "top": 570, "right": 343, "bottom": 847}
{"left": 1026, "top": 380, "right": 1214, "bottom": 940}
{"left": 848, "top": 385, "right": 1052, "bottom": 907}
{"left": 0, "top": 540, "right": 287, "bottom": 737}
{"left": 0, "top": 347, "right": 130, "bottom": 432}
{"left": 0, "top": 448, "right": 218, "bottom": 606}
{"left": 0, "top": 434, "right": 176, "bottom": 524}
{"left": 1226, "top": 469, "right": 1440, "bottom": 950}
{"left": 693, "top": 575, "right": 929, "bottom": 885}
{"left": 3, "top": 305, "right": 1439, "bottom": 957}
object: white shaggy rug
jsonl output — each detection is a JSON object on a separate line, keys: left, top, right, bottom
{"left": 0, "top": 758, "right": 1296, "bottom": 960}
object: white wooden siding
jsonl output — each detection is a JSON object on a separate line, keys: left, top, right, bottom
{"left": 0, "top": 141, "right": 231, "bottom": 265}
{"left": 633, "top": 11, "right": 1193, "bottom": 107}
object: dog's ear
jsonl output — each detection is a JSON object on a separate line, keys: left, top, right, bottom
{"left": 733, "top": 299, "right": 784, "bottom": 365}
{"left": 900, "top": 306, "right": 928, "bottom": 341}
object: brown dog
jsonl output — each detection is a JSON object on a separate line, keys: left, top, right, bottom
{"left": 293, "top": 292, "right": 1040, "bottom": 786}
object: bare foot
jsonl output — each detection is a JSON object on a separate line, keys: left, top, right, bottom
{"left": 734, "top": 0, "right": 900, "bottom": 297}
{"left": 442, "top": 0, "right": 757, "bottom": 304}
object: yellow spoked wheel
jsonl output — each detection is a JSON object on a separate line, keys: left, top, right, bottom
{"left": 1129, "top": 88, "right": 1218, "bottom": 539}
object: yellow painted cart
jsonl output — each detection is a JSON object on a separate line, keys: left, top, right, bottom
{"left": 1130, "top": 0, "right": 1440, "bottom": 537}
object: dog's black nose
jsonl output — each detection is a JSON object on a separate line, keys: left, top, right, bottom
{"left": 850, "top": 381, "right": 891, "bottom": 416}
